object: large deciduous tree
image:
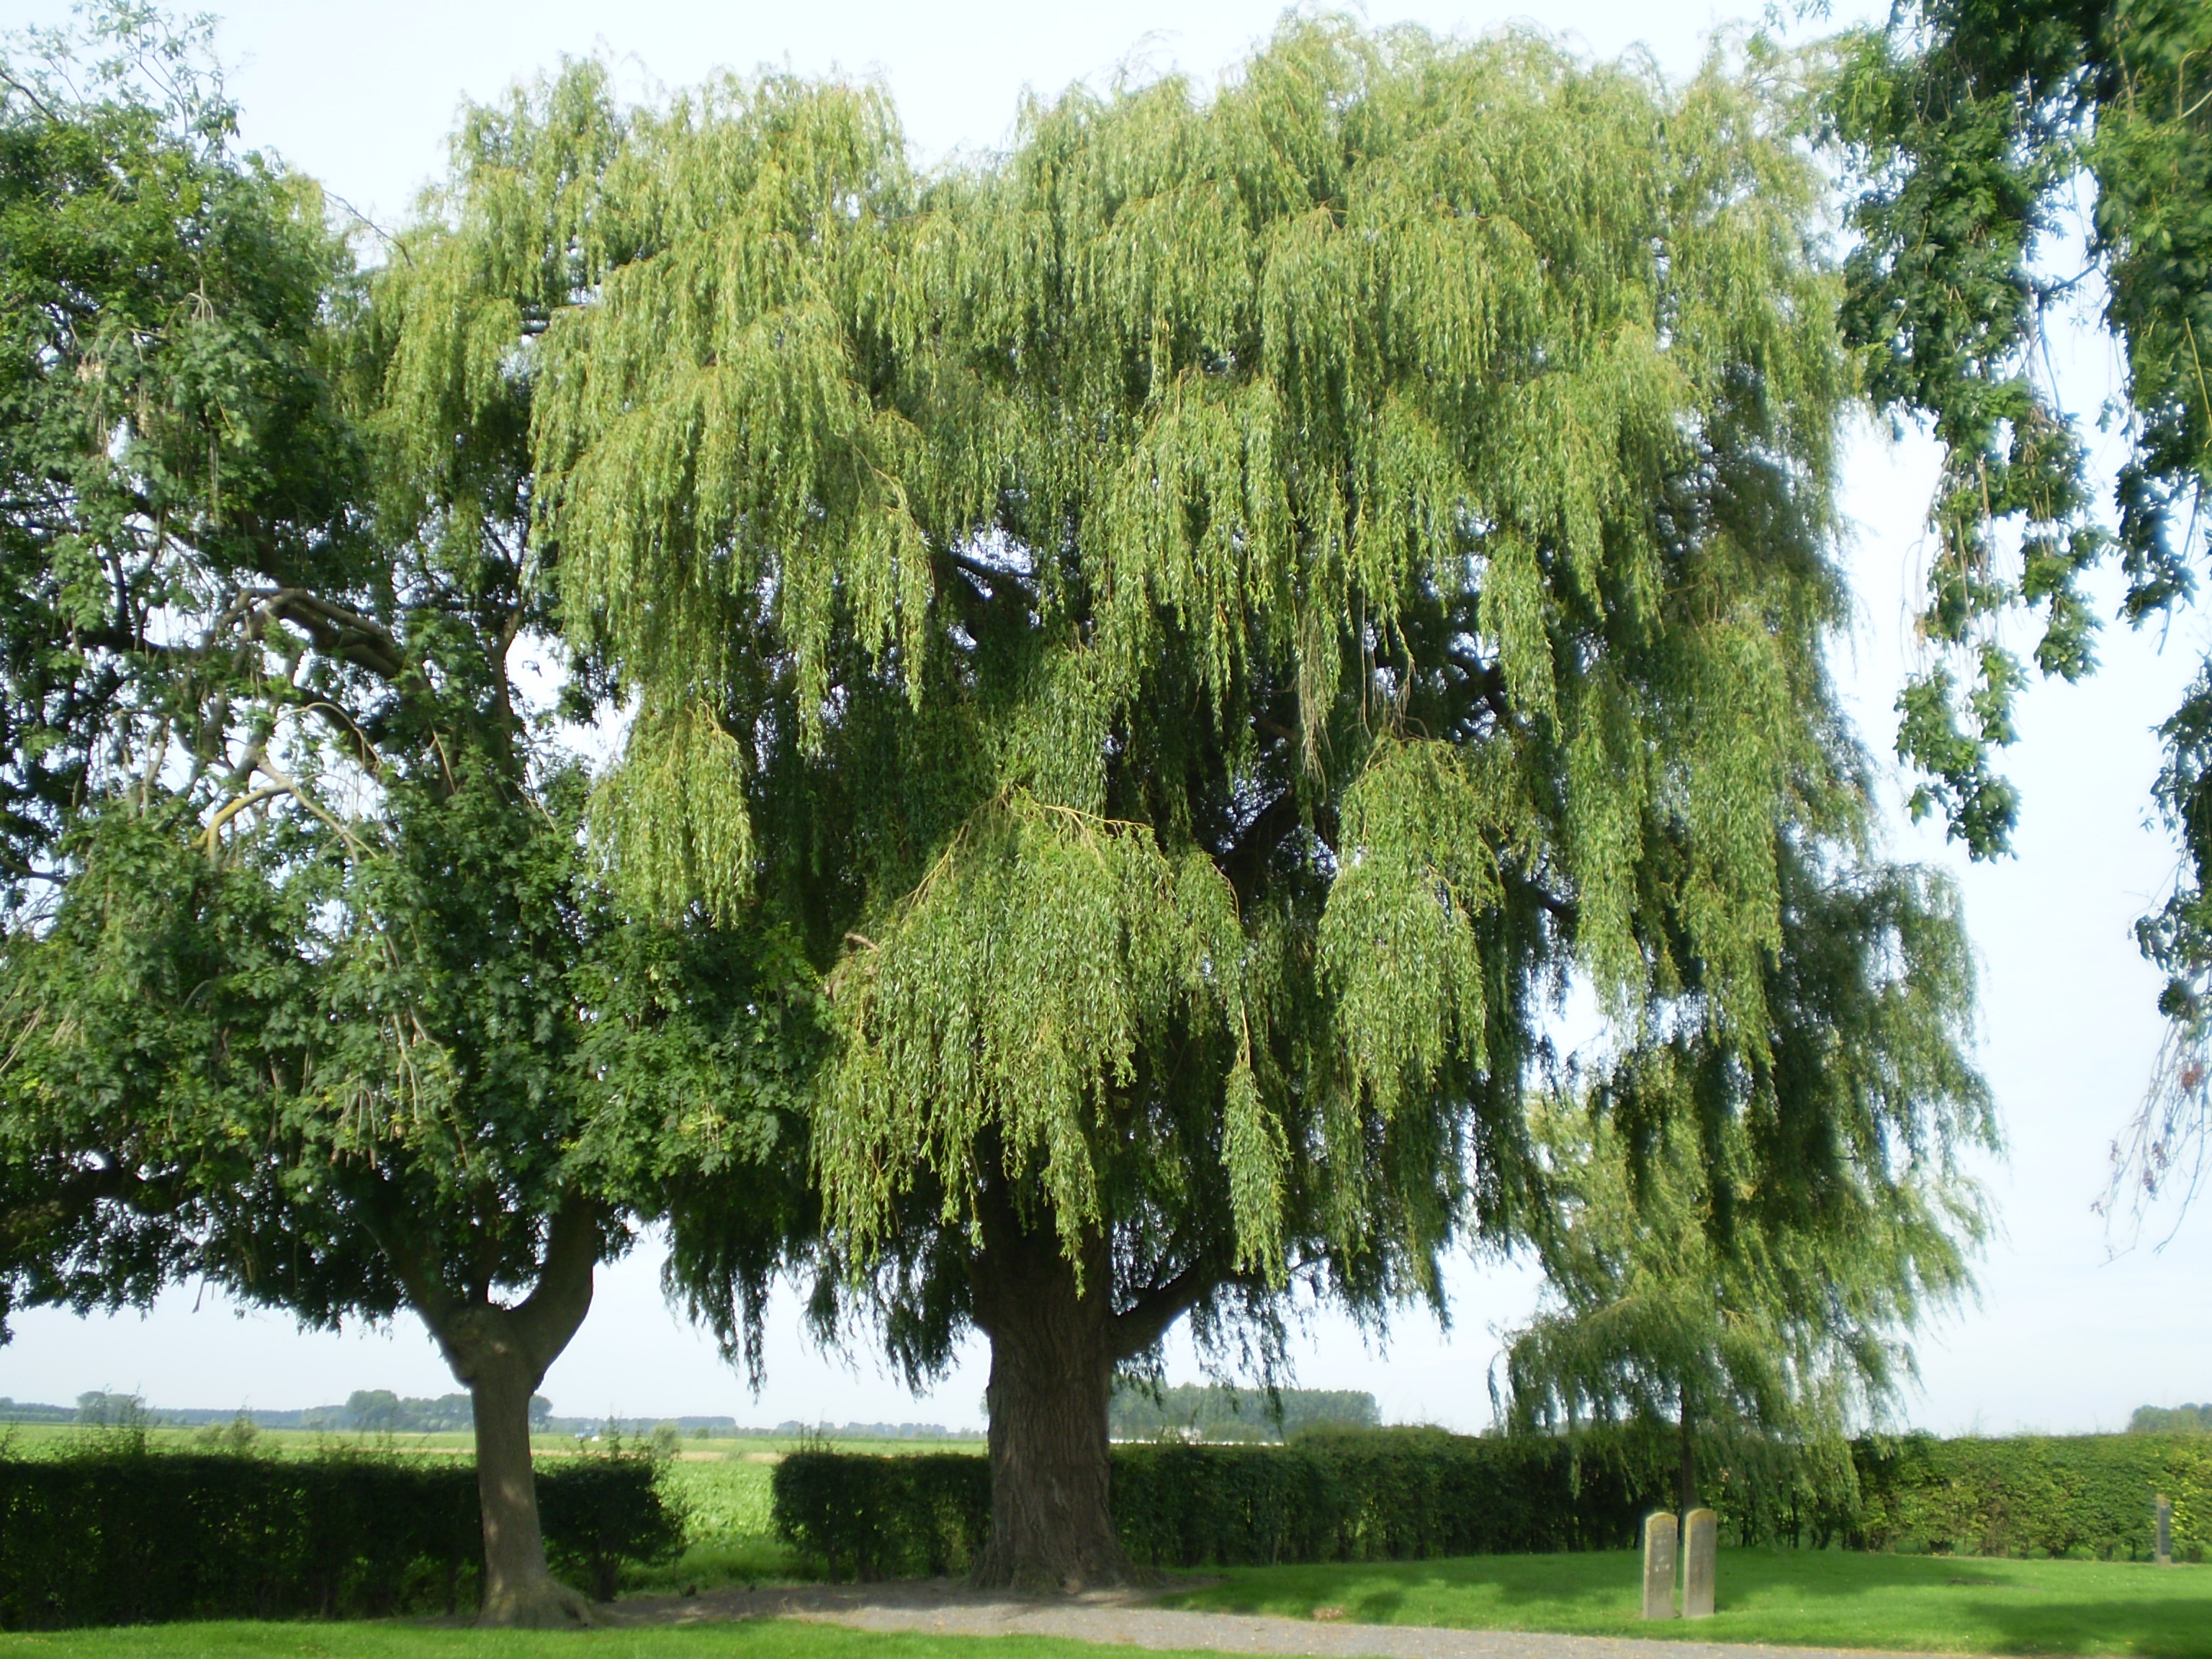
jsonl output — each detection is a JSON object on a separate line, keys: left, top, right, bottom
{"left": 514, "top": 22, "right": 1987, "bottom": 1587}
{"left": 0, "top": 3, "right": 349, "bottom": 1336}
{"left": 0, "top": 20, "right": 809, "bottom": 1625}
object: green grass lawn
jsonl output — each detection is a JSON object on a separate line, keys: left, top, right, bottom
{"left": 5, "top": 1545, "right": 2205, "bottom": 1658}
{"left": 1164, "top": 1547, "right": 2212, "bottom": 1656}
{"left": 0, "top": 1623, "right": 1189, "bottom": 1659}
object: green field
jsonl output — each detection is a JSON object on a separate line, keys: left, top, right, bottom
{"left": 1164, "top": 1547, "right": 2212, "bottom": 1655}
{"left": 0, "top": 1424, "right": 980, "bottom": 1462}
{"left": 620, "top": 1455, "right": 793, "bottom": 1589}
{"left": 0, "top": 1624, "right": 1183, "bottom": 1659}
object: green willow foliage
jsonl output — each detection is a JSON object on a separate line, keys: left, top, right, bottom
{"left": 487, "top": 17, "right": 1985, "bottom": 1413}
{"left": 1498, "top": 1035, "right": 1987, "bottom": 1466}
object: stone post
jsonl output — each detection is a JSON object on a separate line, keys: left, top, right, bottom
{"left": 1683, "top": 1508, "right": 1717, "bottom": 1618}
{"left": 2157, "top": 1494, "right": 2173, "bottom": 1567}
{"left": 1642, "top": 1512, "right": 1678, "bottom": 1619}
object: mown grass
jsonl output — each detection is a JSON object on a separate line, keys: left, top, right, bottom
{"left": 1163, "top": 1546, "right": 2212, "bottom": 1655}
{"left": 0, "top": 1623, "right": 1183, "bottom": 1659}
{"left": 3, "top": 1551, "right": 2209, "bottom": 1658}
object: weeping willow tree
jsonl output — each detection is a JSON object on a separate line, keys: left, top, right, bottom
{"left": 495, "top": 19, "right": 1989, "bottom": 1586}
{"left": 1496, "top": 860, "right": 1992, "bottom": 1521}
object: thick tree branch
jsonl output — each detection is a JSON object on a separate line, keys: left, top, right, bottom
{"left": 508, "top": 1191, "right": 603, "bottom": 1377}
{"left": 1220, "top": 786, "right": 1308, "bottom": 903}
{"left": 1, "top": 1155, "right": 187, "bottom": 1263}
{"left": 251, "top": 589, "right": 406, "bottom": 681}
{"left": 357, "top": 1184, "right": 602, "bottom": 1386}
{"left": 1109, "top": 1249, "right": 1223, "bottom": 1360}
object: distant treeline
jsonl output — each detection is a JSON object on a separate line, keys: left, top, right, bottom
{"left": 1110, "top": 1385, "right": 1380, "bottom": 1442}
{"left": 0, "top": 1393, "right": 984, "bottom": 1441}
{"left": 2130, "top": 1403, "right": 2212, "bottom": 1434}
{"left": 0, "top": 1400, "right": 71, "bottom": 1424}
{"left": 6, "top": 1391, "right": 554, "bottom": 1434}
{"left": 17, "top": 1388, "right": 1384, "bottom": 1442}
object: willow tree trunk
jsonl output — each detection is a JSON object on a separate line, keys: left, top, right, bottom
{"left": 968, "top": 1220, "right": 1134, "bottom": 1591}
{"left": 390, "top": 1195, "right": 602, "bottom": 1627}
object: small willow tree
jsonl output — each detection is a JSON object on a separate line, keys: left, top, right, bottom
{"left": 1498, "top": 862, "right": 1992, "bottom": 1519}
{"left": 518, "top": 22, "right": 1983, "bottom": 1586}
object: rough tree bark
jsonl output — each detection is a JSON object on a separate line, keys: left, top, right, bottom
{"left": 966, "top": 1192, "right": 1215, "bottom": 1592}
{"left": 970, "top": 1223, "right": 1125, "bottom": 1590}
{"left": 385, "top": 1192, "right": 603, "bottom": 1627}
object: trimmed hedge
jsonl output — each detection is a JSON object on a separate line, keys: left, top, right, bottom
{"left": 0, "top": 1447, "right": 680, "bottom": 1627}
{"left": 1851, "top": 1434, "right": 2212, "bottom": 1561}
{"left": 539, "top": 1454, "right": 688, "bottom": 1600}
{"left": 773, "top": 1428, "right": 1717, "bottom": 1578}
{"left": 773, "top": 1428, "right": 2210, "bottom": 1579}
{"left": 771, "top": 1451, "right": 989, "bottom": 1580}
{"left": 1113, "top": 1430, "right": 1671, "bottom": 1565}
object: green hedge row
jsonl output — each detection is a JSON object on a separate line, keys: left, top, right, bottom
{"left": 1851, "top": 1434, "right": 2212, "bottom": 1561}
{"left": 0, "top": 1449, "right": 681, "bottom": 1627}
{"left": 773, "top": 1427, "right": 1745, "bottom": 1578}
{"left": 1113, "top": 1430, "right": 1672, "bottom": 1565}
{"left": 772, "top": 1428, "right": 2209, "bottom": 1578}
{"left": 771, "top": 1450, "right": 989, "bottom": 1580}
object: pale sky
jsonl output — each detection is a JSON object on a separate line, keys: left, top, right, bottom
{"left": 1, "top": 0, "right": 2206, "bottom": 1438}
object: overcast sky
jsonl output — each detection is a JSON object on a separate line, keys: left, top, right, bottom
{"left": 1, "top": 0, "right": 2205, "bottom": 1437}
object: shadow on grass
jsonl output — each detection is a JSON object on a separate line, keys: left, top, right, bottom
{"left": 1950, "top": 1597, "right": 2211, "bottom": 1659}
{"left": 1161, "top": 1549, "right": 2212, "bottom": 1658}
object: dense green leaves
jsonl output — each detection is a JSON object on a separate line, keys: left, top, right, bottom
{"left": 0, "top": 8, "right": 2008, "bottom": 1595}
{"left": 821, "top": 793, "right": 1274, "bottom": 1271}
{"left": 1830, "top": 0, "right": 2212, "bottom": 1208}
{"left": 1831, "top": 0, "right": 2212, "bottom": 1008}
{"left": 0, "top": 14, "right": 817, "bottom": 1619}
{"left": 0, "top": 7, "right": 356, "bottom": 905}
{"left": 1827, "top": 0, "right": 2110, "bottom": 854}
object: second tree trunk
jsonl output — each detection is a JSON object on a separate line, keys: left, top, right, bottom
{"left": 465, "top": 1341, "right": 590, "bottom": 1627}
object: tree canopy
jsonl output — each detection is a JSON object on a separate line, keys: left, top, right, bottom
{"left": 0, "top": 2, "right": 351, "bottom": 1338}
{"left": 0, "top": 3, "right": 2006, "bottom": 1602}
{"left": 1826, "top": 1, "right": 2212, "bottom": 1186}
{"left": 479, "top": 18, "right": 1995, "bottom": 1585}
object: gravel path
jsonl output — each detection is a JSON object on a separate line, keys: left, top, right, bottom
{"left": 606, "top": 1578, "right": 1949, "bottom": 1659}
